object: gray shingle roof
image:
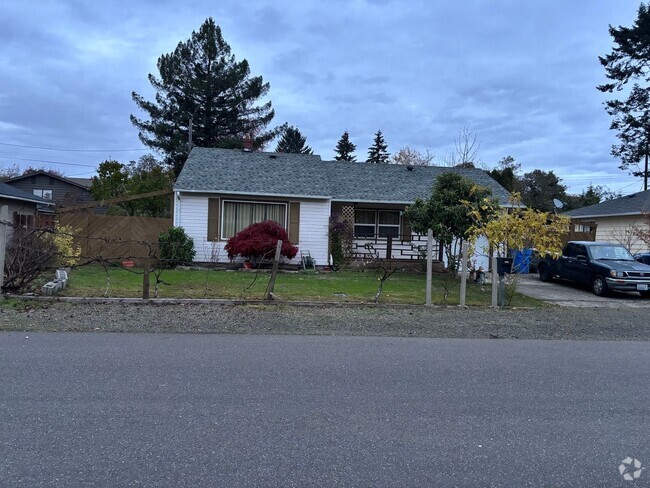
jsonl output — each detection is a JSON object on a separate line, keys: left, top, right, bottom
{"left": 5, "top": 171, "right": 92, "bottom": 190}
{"left": 0, "top": 181, "right": 53, "bottom": 204}
{"left": 565, "top": 189, "right": 650, "bottom": 218}
{"left": 175, "top": 147, "right": 512, "bottom": 204}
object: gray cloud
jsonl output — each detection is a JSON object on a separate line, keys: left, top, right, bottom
{"left": 0, "top": 0, "right": 644, "bottom": 192}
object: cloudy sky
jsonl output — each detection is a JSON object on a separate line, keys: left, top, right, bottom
{"left": 0, "top": 0, "right": 645, "bottom": 195}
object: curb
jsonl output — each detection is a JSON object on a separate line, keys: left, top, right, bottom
{"left": 1, "top": 295, "right": 539, "bottom": 310}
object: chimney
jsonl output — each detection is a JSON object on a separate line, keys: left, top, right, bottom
{"left": 242, "top": 136, "right": 254, "bottom": 152}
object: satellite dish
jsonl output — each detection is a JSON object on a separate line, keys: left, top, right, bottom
{"left": 553, "top": 199, "right": 564, "bottom": 209}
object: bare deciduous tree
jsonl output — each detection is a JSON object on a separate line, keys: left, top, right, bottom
{"left": 442, "top": 126, "right": 482, "bottom": 168}
{"left": 391, "top": 146, "right": 435, "bottom": 166}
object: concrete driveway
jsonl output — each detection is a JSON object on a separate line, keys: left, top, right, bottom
{"left": 516, "top": 273, "right": 650, "bottom": 308}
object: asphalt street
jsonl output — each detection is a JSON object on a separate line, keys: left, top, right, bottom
{"left": 1, "top": 333, "right": 649, "bottom": 487}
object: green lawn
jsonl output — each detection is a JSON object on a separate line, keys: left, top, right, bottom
{"left": 62, "top": 265, "right": 543, "bottom": 307}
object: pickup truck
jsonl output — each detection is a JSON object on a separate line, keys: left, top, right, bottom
{"left": 537, "top": 241, "right": 650, "bottom": 297}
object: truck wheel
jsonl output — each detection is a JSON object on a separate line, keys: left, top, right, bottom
{"left": 592, "top": 275, "right": 609, "bottom": 297}
{"left": 640, "top": 290, "right": 650, "bottom": 299}
{"left": 538, "top": 264, "right": 552, "bottom": 282}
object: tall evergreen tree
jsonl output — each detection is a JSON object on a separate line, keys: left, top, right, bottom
{"left": 598, "top": 3, "right": 650, "bottom": 190}
{"left": 275, "top": 126, "right": 313, "bottom": 154}
{"left": 334, "top": 131, "right": 357, "bottom": 162}
{"left": 366, "top": 130, "right": 390, "bottom": 164}
{"left": 131, "top": 18, "right": 282, "bottom": 176}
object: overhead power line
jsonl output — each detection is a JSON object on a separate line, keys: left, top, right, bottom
{"left": 0, "top": 141, "right": 148, "bottom": 152}
{"left": 0, "top": 155, "right": 97, "bottom": 168}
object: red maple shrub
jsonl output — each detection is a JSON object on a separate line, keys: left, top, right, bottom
{"left": 225, "top": 220, "right": 298, "bottom": 261}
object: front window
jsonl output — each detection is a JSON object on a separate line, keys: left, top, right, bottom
{"left": 221, "top": 200, "right": 286, "bottom": 239}
{"left": 378, "top": 211, "right": 400, "bottom": 238}
{"left": 354, "top": 209, "right": 401, "bottom": 238}
{"left": 354, "top": 210, "right": 376, "bottom": 237}
{"left": 33, "top": 189, "right": 53, "bottom": 200}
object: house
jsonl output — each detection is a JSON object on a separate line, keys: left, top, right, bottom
{"left": 172, "top": 147, "right": 512, "bottom": 268}
{"left": 565, "top": 189, "right": 650, "bottom": 254}
{"left": 3, "top": 171, "right": 94, "bottom": 209}
{"left": 0, "top": 181, "right": 55, "bottom": 229}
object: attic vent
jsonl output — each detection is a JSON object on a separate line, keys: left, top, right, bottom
{"left": 269, "top": 154, "right": 278, "bottom": 159}
{"left": 406, "top": 165, "right": 414, "bottom": 171}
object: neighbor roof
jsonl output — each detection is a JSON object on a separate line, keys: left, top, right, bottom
{"left": 565, "top": 189, "right": 650, "bottom": 218}
{"left": 175, "top": 147, "right": 512, "bottom": 204}
{"left": 0, "top": 181, "right": 54, "bottom": 205}
{"left": 5, "top": 171, "right": 92, "bottom": 191}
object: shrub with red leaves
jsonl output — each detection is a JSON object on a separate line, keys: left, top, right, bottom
{"left": 225, "top": 220, "right": 298, "bottom": 261}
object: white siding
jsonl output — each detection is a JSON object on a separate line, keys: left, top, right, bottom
{"left": 296, "top": 199, "right": 331, "bottom": 265}
{"left": 173, "top": 193, "right": 331, "bottom": 265}
{"left": 593, "top": 216, "right": 650, "bottom": 254}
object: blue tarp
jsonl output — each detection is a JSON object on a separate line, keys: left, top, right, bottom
{"left": 512, "top": 249, "right": 533, "bottom": 274}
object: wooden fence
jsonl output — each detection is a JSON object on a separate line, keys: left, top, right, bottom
{"left": 57, "top": 212, "right": 172, "bottom": 265}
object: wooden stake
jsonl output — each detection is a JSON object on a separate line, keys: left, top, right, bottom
{"left": 264, "top": 240, "right": 283, "bottom": 300}
{"left": 142, "top": 259, "right": 150, "bottom": 300}
{"left": 0, "top": 206, "right": 8, "bottom": 291}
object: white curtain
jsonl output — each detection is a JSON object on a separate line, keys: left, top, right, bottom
{"left": 222, "top": 202, "right": 286, "bottom": 238}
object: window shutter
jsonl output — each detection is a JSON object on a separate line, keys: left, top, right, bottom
{"left": 207, "top": 198, "right": 220, "bottom": 241}
{"left": 401, "top": 214, "right": 412, "bottom": 242}
{"left": 289, "top": 202, "right": 300, "bottom": 245}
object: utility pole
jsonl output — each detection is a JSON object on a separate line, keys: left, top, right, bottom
{"left": 643, "top": 142, "right": 648, "bottom": 191}
{"left": 188, "top": 115, "right": 193, "bottom": 153}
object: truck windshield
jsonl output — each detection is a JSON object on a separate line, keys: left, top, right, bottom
{"left": 589, "top": 245, "right": 635, "bottom": 261}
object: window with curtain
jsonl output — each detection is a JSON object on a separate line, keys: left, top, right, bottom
{"left": 221, "top": 201, "right": 287, "bottom": 239}
{"left": 354, "top": 209, "right": 376, "bottom": 237}
{"left": 354, "top": 209, "right": 401, "bottom": 238}
{"left": 378, "top": 211, "right": 400, "bottom": 237}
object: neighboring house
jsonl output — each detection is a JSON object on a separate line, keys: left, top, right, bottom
{"left": 173, "top": 147, "right": 512, "bottom": 269}
{"left": 565, "top": 189, "right": 650, "bottom": 254}
{"left": 3, "top": 171, "right": 94, "bottom": 209}
{"left": 0, "top": 181, "right": 55, "bottom": 230}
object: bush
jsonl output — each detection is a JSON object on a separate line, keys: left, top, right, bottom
{"left": 2, "top": 225, "right": 81, "bottom": 293}
{"left": 328, "top": 217, "right": 353, "bottom": 270}
{"left": 158, "top": 226, "right": 196, "bottom": 268}
{"left": 225, "top": 221, "right": 298, "bottom": 261}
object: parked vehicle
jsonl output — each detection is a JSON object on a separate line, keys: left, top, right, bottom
{"left": 537, "top": 241, "right": 650, "bottom": 297}
{"left": 634, "top": 252, "right": 650, "bottom": 266}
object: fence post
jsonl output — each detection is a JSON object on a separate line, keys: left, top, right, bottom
{"left": 426, "top": 229, "right": 432, "bottom": 307}
{"left": 491, "top": 255, "right": 498, "bottom": 308}
{"left": 386, "top": 235, "right": 392, "bottom": 259}
{"left": 264, "top": 240, "right": 283, "bottom": 300}
{"left": 142, "top": 259, "right": 150, "bottom": 299}
{"left": 0, "top": 205, "right": 8, "bottom": 291}
{"left": 460, "top": 240, "right": 468, "bottom": 307}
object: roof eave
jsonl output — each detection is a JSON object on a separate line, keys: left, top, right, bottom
{"left": 567, "top": 211, "right": 645, "bottom": 219}
{"left": 174, "top": 188, "right": 332, "bottom": 200}
{"left": 0, "top": 194, "right": 54, "bottom": 205}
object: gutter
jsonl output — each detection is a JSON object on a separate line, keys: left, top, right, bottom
{"left": 174, "top": 189, "right": 333, "bottom": 200}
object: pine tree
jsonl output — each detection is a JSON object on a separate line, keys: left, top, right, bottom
{"left": 333, "top": 131, "right": 357, "bottom": 162}
{"left": 275, "top": 126, "right": 313, "bottom": 154}
{"left": 366, "top": 130, "right": 390, "bottom": 164}
{"left": 598, "top": 3, "right": 650, "bottom": 190}
{"left": 130, "top": 18, "right": 282, "bottom": 176}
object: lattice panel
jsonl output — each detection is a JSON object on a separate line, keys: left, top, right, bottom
{"left": 341, "top": 205, "right": 355, "bottom": 224}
